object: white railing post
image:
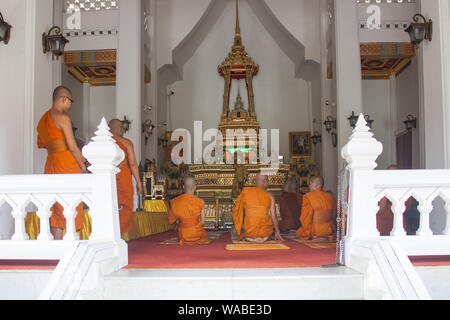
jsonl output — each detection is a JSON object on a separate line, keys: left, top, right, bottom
{"left": 341, "top": 114, "right": 383, "bottom": 243}
{"left": 444, "top": 201, "right": 450, "bottom": 235}
{"left": 82, "top": 118, "right": 125, "bottom": 251}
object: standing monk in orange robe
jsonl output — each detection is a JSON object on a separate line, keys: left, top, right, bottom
{"left": 233, "top": 173, "right": 283, "bottom": 243}
{"left": 279, "top": 180, "right": 302, "bottom": 233}
{"left": 108, "top": 119, "right": 142, "bottom": 237}
{"left": 37, "top": 86, "right": 87, "bottom": 240}
{"left": 168, "top": 176, "right": 210, "bottom": 245}
{"left": 296, "top": 176, "right": 336, "bottom": 241}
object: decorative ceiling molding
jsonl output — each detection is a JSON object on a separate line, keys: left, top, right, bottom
{"left": 360, "top": 42, "right": 416, "bottom": 80}
{"left": 64, "top": 27, "right": 118, "bottom": 38}
{"left": 356, "top": 0, "right": 415, "bottom": 4}
{"left": 63, "top": 49, "right": 117, "bottom": 86}
{"left": 359, "top": 20, "right": 410, "bottom": 30}
{"left": 65, "top": 0, "right": 119, "bottom": 12}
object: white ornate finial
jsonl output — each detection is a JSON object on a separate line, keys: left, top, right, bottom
{"left": 354, "top": 114, "right": 370, "bottom": 133}
{"left": 83, "top": 118, "right": 125, "bottom": 174}
{"left": 341, "top": 113, "right": 383, "bottom": 169}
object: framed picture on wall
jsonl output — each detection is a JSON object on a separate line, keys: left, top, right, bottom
{"left": 289, "top": 132, "right": 312, "bottom": 158}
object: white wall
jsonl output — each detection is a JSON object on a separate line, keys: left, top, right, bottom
{"left": 362, "top": 80, "right": 393, "bottom": 170}
{"left": 265, "top": 0, "right": 321, "bottom": 63}
{"left": 33, "top": 1, "right": 56, "bottom": 174}
{"left": 156, "top": 0, "right": 210, "bottom": 70}
{"left": 358, "top": 2, "right": 417, "bottom": 43}
{"left": 0, "top": 0, "right": 53, "bottom": 238}
{"left": 396, "top": 57, "right": 420, "bottom": 169}
{"left": 89, "top": 86, "right": 117, "bottom": 136}
{"left": 63, "top": 10, "right": 119, "bottom": 51}
{"left": 167, "top": 0, "right": 310, "bottom": 162}
{"left": 156, "top": 0, "right": 322, "bottom": 71}
{"left": 62, "top": 65, "right": 84, "bottom": 139}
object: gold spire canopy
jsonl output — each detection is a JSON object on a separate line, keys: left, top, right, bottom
{"left": 218, "top": 0, "right": 259, "bottom": 77}
{"left": 234, "top": 0, "right": 242, "bottom": 46}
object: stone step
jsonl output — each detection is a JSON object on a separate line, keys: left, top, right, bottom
{"left": 94, "top": 267, "right": 365, "bottom": 300}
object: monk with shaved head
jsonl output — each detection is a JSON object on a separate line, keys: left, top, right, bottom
{"left": 37, "top": 86, "right": 86, "bottom": 240}
{"left": 296, "top": 175, "right": 336, "bottom": 241}
{"left": 168, "top": 175, "right": 210, "bottom": 245}
{"left": 109, "top": 119, "right": 142, "bottom": 238}
{"left": 233, "top": 173, "right": 283, "bottom": 243}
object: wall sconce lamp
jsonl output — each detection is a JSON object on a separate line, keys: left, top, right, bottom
{"left": 348, "top": 111, "right": 359, "bottom": 129}
{"left": 325, "top": 100, "right": 336, "bottom": 108}
{"left": 331, "top": 132, "right": 337, "bottom": 148}
{"left": 0, "top": 12, "right": 12, "bottom": 45}
{"left": 323, "top": 116, "right": 336, "bottom": 133}
{"left": 143, "top": 104, "right": 153, "bottom": 112}
{"left": 42, "top": 26, "right": 69, "bottom": 60}
{"left": 405, "top": 14, "right": 432, "bottom": 46}
{"left": 403, "top": 114, "right": 417, "bottom": 132}
{"left": 348, "top": 111, "right": 374, "bottom": 129}
{"left": 364, "top": 114, "right": 374, "bottom": 129}
{"left": 121, "top": 116, "right": 132, "bottom": 133}
{"left": 142, "top": 119, "right": 156, "bottom": 145}
{"left": 311, "top": 131, "right": 322, "bottom": 145}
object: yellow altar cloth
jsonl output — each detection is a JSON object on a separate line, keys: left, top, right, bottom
{"left": 143, "top": 200, "right": 168, "bottom": 213}
{"left": 25, "top": 200, "right": 174, "bottom": 242}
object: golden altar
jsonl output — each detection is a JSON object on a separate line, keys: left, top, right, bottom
{"left": 143, "top": 0, "right": 318, "bottom": 230}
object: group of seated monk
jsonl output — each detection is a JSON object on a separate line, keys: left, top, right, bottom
{"left": 168, "top": 172, "right": 338, "bottom": 245}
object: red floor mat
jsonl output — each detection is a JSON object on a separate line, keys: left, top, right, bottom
{"left": 2, "top": 231, "right": 448, "bottom": 270}
{"left": 125, "top": 231, "right": 337, "bottom": 269}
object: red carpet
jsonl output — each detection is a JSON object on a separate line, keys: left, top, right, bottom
{"left": 2, "top": 231, "right": 450, "bottom": 270}
{"left": 409, "top": 256, "right": 450, "bottom": 267}
{"left": 125, "top": 231, "right": 337, "bottom": 269}
{"left": 0, "top": 260, "right": 58, "bottom": 270}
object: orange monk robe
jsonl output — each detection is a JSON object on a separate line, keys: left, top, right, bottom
{"left": 169, "top": 194, "right": 210, "bottom": 245}
{"left": 278, "top": 192, "right": 302, "bottom": 232}
{"left": 36, "top": 110, "right": 84, "bottom": 231}
{"left": 233, "top": 187, "right": 274, "bottom": 240}
{"left": 296, "top": 190, "right": 336, "bottom": 240}
{"left": 113, "top": 138, "right": 135, "bottom": 235}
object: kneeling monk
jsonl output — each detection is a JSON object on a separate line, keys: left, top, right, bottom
{"left": 169, "top": 176, "right": 210, "bottom": 245}
{"left": 296, "top": 176, "right": 336, "bottom": 241}
{"left": 233, "top": 173, "right": 283, "bottom": 242}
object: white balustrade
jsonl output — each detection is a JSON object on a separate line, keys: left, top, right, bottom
{"left": 0, "top": 118, "right": 126, "bottom": 262}
{"left": 342, "top": 114, "right": 450, "bottom": 259}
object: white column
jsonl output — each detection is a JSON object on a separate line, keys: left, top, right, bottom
{"left": 32, "top": 0, "right": 54, "bottom": 174}
{"left": 320, "top": 0, "right": 338, "bottom": 194}
{"left": 52, "top": 0, "right": 63, "bottom": 88}
{"left": 418, "top": 0, "right": 450, "bottom": 169}
{"left": 333, "top": 0, "right": 363, "bottom": 170}
{"left": 82, "top": 82, "right": 91, "bottom": 143}
{"left": 116, "top": 0, "right": 142, "bottom": 161}
{"left": 341, "top": 115, "right": 383, "bottom": 264}
{"left": 82, "top": 118, "right": 128, "bottom": 267}
{"left": 388, "top": 75, "right": 398, "bottom": 165}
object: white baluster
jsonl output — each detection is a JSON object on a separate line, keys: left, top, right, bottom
{"left": 9, "top": 195, "right": 30, "bottom": 241}
{"left": 62, "top": 201, "right": 78, "bottom": 242}
{"left": 36, "top": 196, "right": 54, "bottom": 241}
{"left": 36, "top": 205, "right": 54, "bottom": 241}
{"left": 391, "top": 201, "right": 407, "bottom": 237}
{"left": 444, "top": 201, "right": 450, "bottom": 235}
{"left": 416, "top": 201, "right": 433, "bottom": 237}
